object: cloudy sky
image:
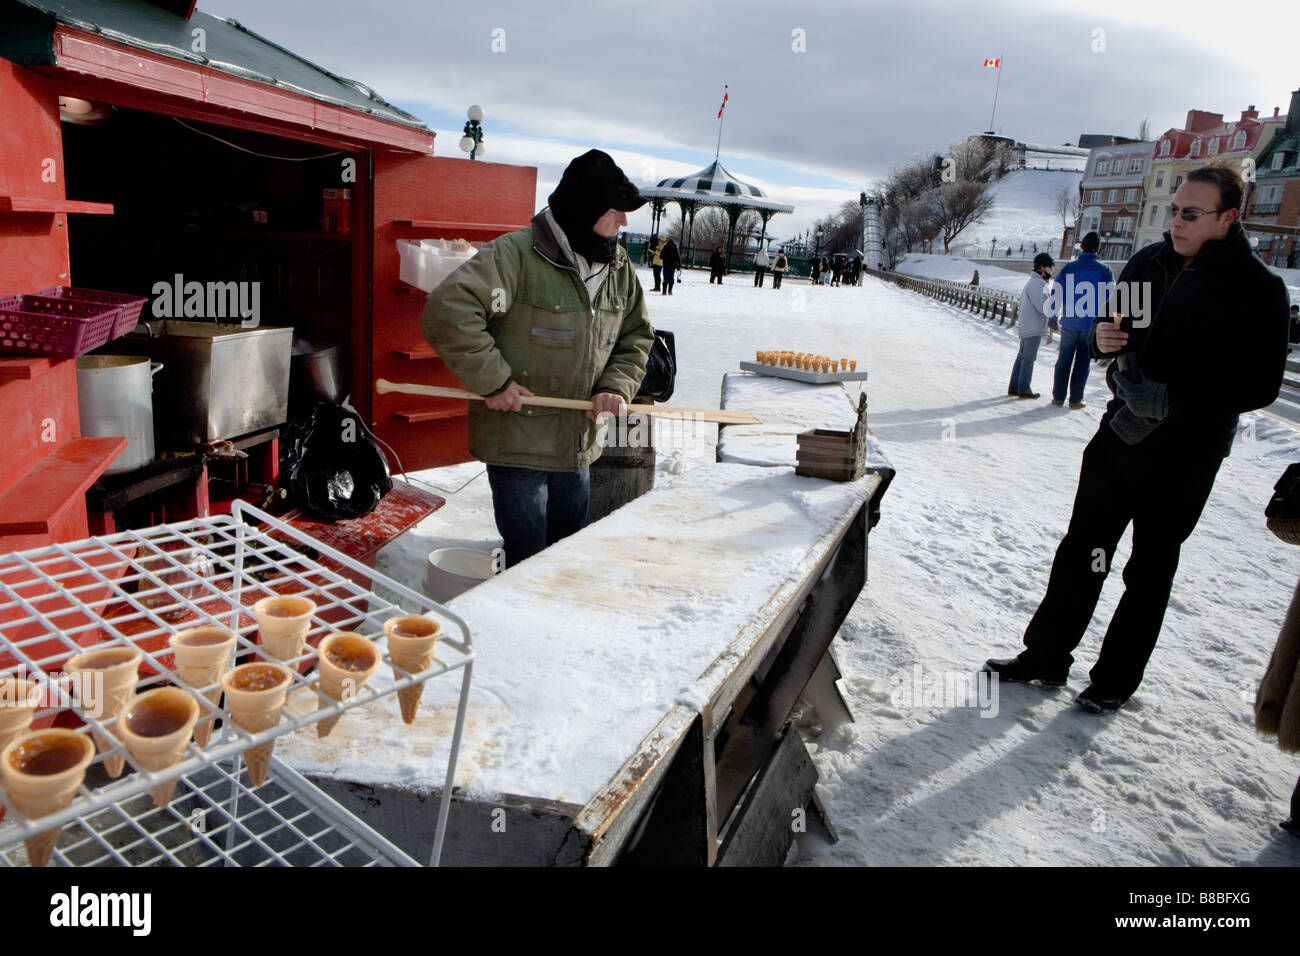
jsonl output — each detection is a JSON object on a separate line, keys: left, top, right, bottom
{"left": 207, "top": 0, "right": 1296, "bottom": 240}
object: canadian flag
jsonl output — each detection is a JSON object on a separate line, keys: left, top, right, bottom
{"left": 717, "top": 88, "right": 729, "bottom": 119}
{"left": 983, "top": 57, "right": 1000, "bottom": 68}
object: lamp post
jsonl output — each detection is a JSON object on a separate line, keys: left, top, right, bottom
{"left": 459, "top": 105, "right": 485, "bottom": 160}
{"left": 815, "top": 226, "right": 823, "bottom": 256}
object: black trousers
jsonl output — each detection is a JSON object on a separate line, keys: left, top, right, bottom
{"left": 651, "top": 264, "right": 662, "bottom": 290}
{"left": 754, "top": 266, "right": 766, "bottom": 287}
{"left": 1022, "top": 425, "right": 1223, "bottom": 698}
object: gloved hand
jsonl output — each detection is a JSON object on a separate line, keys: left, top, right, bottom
{"left": 1048, "top": 320, "right": 1060, "bottom": 333}
{"left": 1114, "top": 366, "right": 1168, "bottom": 421}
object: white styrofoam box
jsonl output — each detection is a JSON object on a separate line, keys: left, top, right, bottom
{"left": 397, "top": 239, "right": 478, "bottom": 292}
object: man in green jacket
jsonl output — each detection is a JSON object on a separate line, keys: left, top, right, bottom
{"left": 422, "top": 150, "right": 654, "bottom": 567}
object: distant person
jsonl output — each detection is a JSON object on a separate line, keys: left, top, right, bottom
{"left": 811, "top": 255, "right": 822, "bottom": 286}
{"left": 1007, "top": 253, "right": 1058, "bottom": 399}
{"left": 831, "top": 256, "right": 843, "bottom": 286}
{"left": 660, "top": 238, "right": 680, "bottom": 295}
{"left": 1051, "top": 231, "right": 1114, "bottom": 410}
{"left": 1290, "top": 304, "right": 1299, "bottom": 352}
{"left": 851, "top": 256, "right": 863, "bottom": 285}
{"left": 1288, "top": 249, "right": 1297, "bottom": 269}
{"left": 709, "top": 245, "right": 726, "bottom": 284}
{"left": 772, "top": 248, "right": 788, "bottom": 289}
{"left": 971, "top": 269, "right": 980, "bottom": 287}
{"left": 984, "top": 164, "right": 1289, "bottom": 714}
{"left": 648, "top": 233, "right": 665, "bottom": 292}
{"left": 754, "top": 244, "right": 770, "bottom": 287}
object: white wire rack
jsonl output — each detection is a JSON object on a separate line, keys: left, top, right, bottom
{"left": 0, "top": 500, "right": 474, "bottom": 867}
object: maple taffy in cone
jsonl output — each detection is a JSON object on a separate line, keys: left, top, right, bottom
{"left": 382, "top": 615, "right": 442, "bottom": 724}
{"left": 117, "top": 687, "right": 199, "bottom": 808}
{"left": 1, "top": 728, "right": 95, "bottom": 866}
{"left": 64, "top": 645, "right": 142, "bottom": 778}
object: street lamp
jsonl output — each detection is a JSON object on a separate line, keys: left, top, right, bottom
{"left": 815, "top": 227, "right": 823, "bottom": 256}
{"left": 459, "top": 105, "right": 485, "bottom": 160}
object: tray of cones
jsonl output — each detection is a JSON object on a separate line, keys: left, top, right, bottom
{"left": 0, "top": 501, "right": 473, "bottom": 867}
{"left": 741, "top": 352, "right": 868, "bottom": 385}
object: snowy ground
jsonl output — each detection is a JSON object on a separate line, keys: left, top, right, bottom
{"left": 376, "top": 264, "right": 1300, "bottom": 866}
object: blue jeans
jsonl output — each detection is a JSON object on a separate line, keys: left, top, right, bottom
{"left": 486, "top": 465, "right": 590, "bottom": 568}
{"left": 1009, "top": 336, "right": 1042, "bottom": 394}
{"left": 1052, "top": 327, "right": 1092, "bottom": 404}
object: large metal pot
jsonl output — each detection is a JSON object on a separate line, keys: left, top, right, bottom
{"left": 75, "top": 355, "right": 163, "bottom": 475}
{"left": 289, "top": 342, "right": 346, "bottom": 417}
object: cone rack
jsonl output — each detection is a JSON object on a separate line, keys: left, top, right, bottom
{"left": 0, "top": 500, "right": 474, "bottom": 867}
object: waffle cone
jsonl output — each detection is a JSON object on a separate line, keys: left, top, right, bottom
{"left": 313, "top": 633, "right": 379, "bottom": 739}
{"left": 23, "top": 828, "right": 63, "bottom": 869}
{"left": 2, "top": 729, "right": 94, "bottom": 867}
{"left": 92, "top": 728, "right": 126, "bottom": 779}
{"left": 390, "top": 651, "right": 437, "bottom": 724}
{"left": 261, "top": 628, "right": 308, "bottom": 663}
{"left": 176, "top": 669, "right": 224, "bottom": 748}
{"left": 127, "top": 744, "right": 190, "bottom": 807}
{"left": 8, "top": 788, "right": 81, "bottom": 867}
{"left": 228, "top": 705, "right": 283, "bottom": 787}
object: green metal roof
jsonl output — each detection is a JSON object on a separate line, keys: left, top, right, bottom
{"left": 1256, "top": 127, "right": 1300, "bottom": 179}
{"left": 0, "top": 0, "right": 428, "bottom": 131}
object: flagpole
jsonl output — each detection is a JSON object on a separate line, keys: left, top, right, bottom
{"left": 715, "top": 84, "right": 728, "bottom": 161}
{"left": 988, "top": 57, "right": 1002, "bottom": 132}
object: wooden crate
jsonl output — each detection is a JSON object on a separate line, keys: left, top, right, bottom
{"left": 795, "top": 393, "right": 868, "bottom": 482}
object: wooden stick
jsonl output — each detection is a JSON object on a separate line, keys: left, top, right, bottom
{"left": 375, "top": 379, "right": 762, "bottom": 425}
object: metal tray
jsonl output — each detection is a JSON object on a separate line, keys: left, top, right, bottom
{"left": 740, "top": 361, "right": 869, "bottom": 385}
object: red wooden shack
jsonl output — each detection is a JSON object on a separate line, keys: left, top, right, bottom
{"left": 0, "top": 0, "right": 536, "bottom": 552}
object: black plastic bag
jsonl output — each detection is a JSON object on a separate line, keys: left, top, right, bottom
{"left": 281, "top": 402, "right": 392, "bottom": 521}
{"left": 636, "top": 329, "right": 676, "bottom": 403}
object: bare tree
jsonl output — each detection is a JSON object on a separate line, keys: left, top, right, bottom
{"left": 931, "top": 181, "right": 994, "bottom": 253}
{"left": 1053, "top": 183, "right": 1080, "bottom": 232}
{"left": 1137, "top": 116, "right": 1150, "bottom": 141}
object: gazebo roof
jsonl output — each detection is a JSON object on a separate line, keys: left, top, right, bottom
{"left": 640, "top": 160, "right": 794, "bottom": 214}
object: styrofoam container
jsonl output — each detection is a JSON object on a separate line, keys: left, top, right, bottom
{"left": 397, "top": 239, "right": 478, "bottom": 292}
{"left": 424, "top": 547, "right": 500, "bottom": 603}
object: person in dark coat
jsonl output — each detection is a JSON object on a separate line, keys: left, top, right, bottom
{"left": 984, "top": 164, "right": 1290, "bottom": 713}
{"left": 971, "top": 269, "right": 980, "bottom": 287}
{"left": 831, "top": 256, "right": 843, "bottom": 286}
{"left": 811, "top": 255, "right": 822, "bottom": 286}
{"left": 1289, "top": 304, "right": 1299, "bottom": 351}
{"left": 709, "top": 245, "right": 726, "bottom": 284}
{"left": 660, "top": 238, "right": 681, "bottom": 295}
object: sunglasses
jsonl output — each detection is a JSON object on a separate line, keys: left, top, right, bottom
{"left": 1169, "top": 205, "right": 1226, "bottom": 223}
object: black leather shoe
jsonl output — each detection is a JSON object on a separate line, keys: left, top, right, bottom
{"left": 1007, "top": 388, "right": 1018, "bottom": 396}
{"left": 982, "top": 654, "right": 1069, "bottom": 687}
{"left": 1017, "top": 391, "right": 1040, "bottom": 399}
{"left": 1051, "top": 398, "right": 1064, "bottom": 407}
{"left": 1076, "top": 684, "right": 1127, "bottom": 714}
{"left": 1069, "top": 401, "right": 1087, "bottom": 410}
{"left": 1281, "top": 818, "right": 1300, "bottom": 839}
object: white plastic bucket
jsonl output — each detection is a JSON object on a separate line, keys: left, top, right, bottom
{"left": 424, "top": 547, "right": 501, "bottom": 603}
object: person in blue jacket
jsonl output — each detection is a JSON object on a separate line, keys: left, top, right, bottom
{"left": 1051, "top": 232, "right": 1114, "bottom": 409}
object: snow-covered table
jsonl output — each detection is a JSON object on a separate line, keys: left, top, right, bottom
{"left": 277, "top": 379, "right": 890, "bottom": 866}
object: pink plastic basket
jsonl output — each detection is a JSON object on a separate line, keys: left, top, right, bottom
{"left": 33, "top": 286, "right": 148, "bottom": 337}
{"left": 0, "top": 294, "right": 120, "bottom": 358}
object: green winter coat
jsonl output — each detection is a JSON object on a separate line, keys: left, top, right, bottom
{"left": 421, "top": 212, "right": 654, "bottom": 471}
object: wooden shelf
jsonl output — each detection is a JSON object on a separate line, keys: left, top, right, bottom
{"left": 389, "top": 404, "right": 468, "bottom": 424}
{"left": 0, "top": 196, "right": 114, "bottom": 215}
{"left": 391, "top": 346, "right": 438, "bottom": 360}
{"left": 0, "top": 357, "right": 57, "bottom": 383}
{"left": 0, "top": 437, "right": 127, "bottom": 535}
{"left": 392, "top": 219, "right": 523, "bottom": 237}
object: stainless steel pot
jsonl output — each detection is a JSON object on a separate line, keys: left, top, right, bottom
{"left": 290, "top": 343, "right": 346, "bottom": 415}
{"left": 75, "top": 355, "right": 163, "bottom": 475}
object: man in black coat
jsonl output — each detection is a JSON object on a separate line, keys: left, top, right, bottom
{"left": 709, "top": 245, "right": 726, "bottom": 284}
{"left": 984, "top": 164, "right": 1290, "bottom": 713}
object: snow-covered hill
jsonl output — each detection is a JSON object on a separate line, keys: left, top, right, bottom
{"left": 949, "top": 168, "right": 1081, "bottom": 258}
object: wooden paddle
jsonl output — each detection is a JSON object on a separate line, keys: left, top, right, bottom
{"left": 375, "top": 379, "right": 762, "bottom": 425}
